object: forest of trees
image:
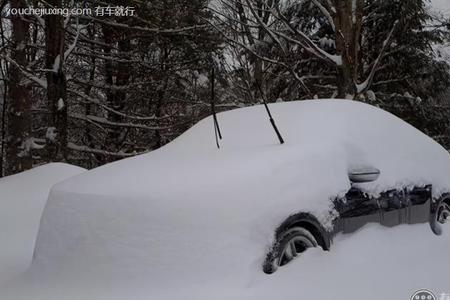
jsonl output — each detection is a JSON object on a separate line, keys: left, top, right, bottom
{"left": 0, "top": 0, "right": 449, "bottom": 177}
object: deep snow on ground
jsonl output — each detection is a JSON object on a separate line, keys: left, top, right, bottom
{"left": 2, "top": 224, "right": 449, "bottom": 300}
{"left": 0, "top": 163, "right": 85, "bottom": 284}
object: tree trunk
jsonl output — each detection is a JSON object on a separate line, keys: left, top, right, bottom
{"left": 101, "top": 25, "right": 131, "bottom": 155}
{"left": 332, "top": 0, "right": 363, "bottom": 98}
{"left": 154, "top": 46, "right": 170, "bottom": 149}
{"left": 0, "top": 10, "right": 8, "bottom": 177}
{"left": 0, "top": 77, "right": 6, "bottom": 177}
{"left": 5, "top": 0, "right": 32, "bottom": 175}
{"left": 83, "top": 26, "right": 97, "bottom": 166}
{"left": 45, "top": 0, "right": 67, "bottom": 161}
{"left": 113, "top": 37, "right": 131, "bottom": 149}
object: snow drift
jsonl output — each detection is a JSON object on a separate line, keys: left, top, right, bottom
{"left": 28, "top": 100, "right": 450, "bottom": 288}
{"left": 3, "top": 223, "right": 450, "bottom": 300}
{"left": 0, "top": 163, "right": 85, "bottom": 284}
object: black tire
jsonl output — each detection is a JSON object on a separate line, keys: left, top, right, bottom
{"left": 263, "top": 227, "right": 318, "bottom": 274}
{"left": 431, "top": 198, "right": 450, "bottom": 236}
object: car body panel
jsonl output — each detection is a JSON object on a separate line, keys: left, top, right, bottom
{"left": 332, "top": 185, "right": 434, "bottom": 237}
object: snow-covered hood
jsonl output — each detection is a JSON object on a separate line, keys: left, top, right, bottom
{"left": 30, "top": 100, "right": 450, "bottom": 287}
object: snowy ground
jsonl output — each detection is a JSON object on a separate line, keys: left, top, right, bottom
{"left": 1, "top": 223, "right": 449, "bottom": 300}
{"left": 0, "top": 164, "right": 85, "bottom": 284}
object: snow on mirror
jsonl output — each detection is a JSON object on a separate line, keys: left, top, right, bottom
{"left": 348, "top": 166, "right": 380, "bottom": 183}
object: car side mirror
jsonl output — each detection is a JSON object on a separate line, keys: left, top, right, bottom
{"left": 348, "top": 166, "right": 380, "bottom": 183}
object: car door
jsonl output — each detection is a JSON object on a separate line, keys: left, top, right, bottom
{"left": 378, "top": 189, "right": 406, "bottom": 227}
{"left": 406, "top": 185, "right": 432, "bottom": 224}
{"left": 335, "top": 188, "right": 381, "bottom": 234}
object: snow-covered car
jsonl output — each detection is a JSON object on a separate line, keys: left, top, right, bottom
{"left": 30, "top": 100, "right": 450, "bottom": 282}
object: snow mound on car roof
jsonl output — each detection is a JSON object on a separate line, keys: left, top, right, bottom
{"left": 51, "top": 99, "right": 450, "bottom": 198}
{"left": 30, "top": 100, "right": 450, "bottom": 285}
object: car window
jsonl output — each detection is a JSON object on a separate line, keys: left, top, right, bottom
{"left": 407, "top": 185, "right": 431, "bottom": 206}
{"left": 379, "top": 190, "right": 404, "bottom": 211}
{"left": 337, "top": 188, "right": 380, "bottom": 218}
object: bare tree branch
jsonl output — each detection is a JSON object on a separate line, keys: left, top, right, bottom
{"left": 357, "top": 21, "right": 399, "bottom": 94}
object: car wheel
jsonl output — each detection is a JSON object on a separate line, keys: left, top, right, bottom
{"left": 263, "top": 227, "right": 318, "bottom": 274}
{"left": 431, "top": 199, "right": 450, "bottom": 235}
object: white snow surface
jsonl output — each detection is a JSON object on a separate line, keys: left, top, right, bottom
{"left": 24, "top": 101, "right": 450, "bottom": 277}
{"left": 3, "top": 224, "right": 450, "bottom": 300}
{"left": 0, "top": 163, "right": 85, "bottom": 284}
{"left": 1, "top": 100, "right": 450, "bottom": 299}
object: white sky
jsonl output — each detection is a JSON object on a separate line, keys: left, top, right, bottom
{"left": 431, "top": 0, "right": 450, "bottom": 15}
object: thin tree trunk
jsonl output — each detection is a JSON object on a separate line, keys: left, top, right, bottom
{"left": 5, "top": 0, "right": 32, "bottom": 175}
{"left": 113, "top": 37, "right": 131, "bottom": 150}
{"left": 0, "top": 7, "right": 8, "bottom": 177}
{"left": 0, "top": 73, "right": 7, "bottom": 177}
{"left": 155, "top": 47, "right": 169, "bottom": 149}
{"left": 84, "top": 25, "right": 97, "bottom": 166}
{"left": 45, "top": 0, "right": 67, "bottom": 161}
{"left": 101, "top": 24, "right": 130, "bottom": 155}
